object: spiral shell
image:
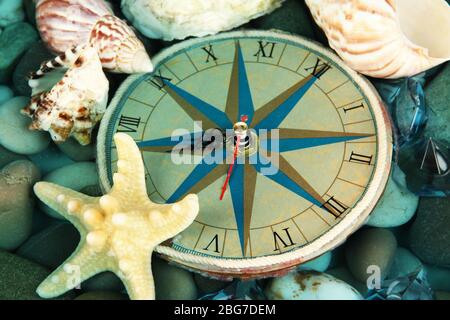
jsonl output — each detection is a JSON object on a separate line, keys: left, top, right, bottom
{"left": 22, "top": 45, "right": 109, "bottom": 145}
{"left": 121, "top": 0, "right": 285, "bottom": 41}
{"left": 36, "top": 0, "right": 153, "bottom": 73}
{"left": 305, "top": 0, "right": 450, "bottom": 79}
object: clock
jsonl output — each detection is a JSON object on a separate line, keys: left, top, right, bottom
{"left": 97, "top": 30, "right": 393, "bottom": 278}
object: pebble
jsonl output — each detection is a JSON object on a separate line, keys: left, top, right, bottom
{"left": 265, "top": 271, "right": 362, "bottom": 300}
{"left": 194, "top": 274, "right": 228, "bottom": 294}
{"left": 0, "top": 160, "right": 40, "bottom": 250}
{"left": 297, "top": 251, "right": 332, "bottom": 272}
{"left": 409, "top": 197, "right": 450, "bottom": 267}
{"left": 0, "top": 0, "right": 25, "bottom": 28}
{"left": 388, "top": 248, "right": 423, "bottom": 279}
{"left": 435, "top": 291, "right": 450, "bottom": 300}
{"left": 81, "top": 272, "right": 125, "bottom": 293}
{"left": 23, "top": 0, "right": 36, "bottom": 26}
{"left": 252, "top": 0, "right": 316, "bottom": 39}
{"left": 75, "top": 291, "right": 128, "bottom": 300}
{"left": 13, "top": 41, "right": 54, "bottom": 96}
{"left": 153, "top": 257, "right": 198, "bottom": 300}
{"left": 326, "top": 267, "right": 368, "bottom": 296}
{"left": 424, "top": 265, "right": 450, "bottom": 292}
{"left": 0, "top": 85, "right": 13, "bottom": 105}
{"left": 40, "top": 162, "right": 99, "bottom": 219}
{"left": 57, "top": 137, "right": 96, "bottom": 162}
{"left": 345, "top": 228, "right": 397, "bottom": 283}
{"left": 0, "top": 144, "right": 26, "bottom": 168}
{"left": 424, "top": 62, "right": 450, "bottom": 142}
{"left": 0, "top": 250, "right": 49, "bottom": 300}
{"left": 28, "top": 143, "right": 74, "bottom": 176}
{"left": 17, "top": 222, "right": 79, "bottom": 269}
{"left": 0, "top": 22, "right": 38, "bottom": 84}
{"left": 0, "top": 97, "right": 51, "bottom": 155}
{"left": 367, "top": 166, "right": 419, "bottom": 228}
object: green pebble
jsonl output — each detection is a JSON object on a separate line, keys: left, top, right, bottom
{"left": 75, "top": 291, "right": 128, "bottom": 300}
{"left": 424, "top": 63, "right": 450, "bottom": 142}
{"left": 23, "top": 0, "right": 36, "bottom": 26}
{"left": 298, "top": 251, "right": 332, "bottom": 272}
{"left": 367, "top": 166, "right": 419, "bottom": 228}
{"left": 17, "top": 222, "right": 80, "bottom": 269}
{"left": 0, "top": 85, "right": 13, "bottom": 105}
{"left": 27, "top": 143, "right": 75, "bottom": 176}
{"left": 0, "top": 160, "right": 40, "bottom": 251}
{"left": 194, "top": 274, "right": 228, "bottom": 294}
{"left": 0, "top": 250, "right": 49, "bottom": 300}
{"left": 0, "top": 96, "right": 50, "bottom": 155}
{"left": 388, "top": 248, "right": 423, "bottom": 278}
{"left": 253, "top": 0, "right": 316, "bottom": 39}
{"left": 57, "top": 137, "right": 96, "bottom": 162}
{"left": 0, "top": 144, "right": 26, "bottom": 168}
{"left": 40, "top": 162, "right": 98, "bottom": 219}
{"left": 345, "top": 228, "right": 397, "bottom": 283}
{"left": 153, "top": 257, "right": 198, "bottom": 300}
{"left": 30, "top": 209, "right": 57, "bottom": 235}
{"left": 409, "top": 197, "right": 450, "bottom": 267}
{"left": 0, "top": 0, "right": 25, "bottom": 28}
{"left": 425, "top": 265, "right": 450, "bottom": 292}
{"left": 81, "top": 272, "right": 125, "bottom": 293}
{"left": 435, "top": 291, "right": 450, "bottom": 300}
{"left": 13, "top": 41, "right": 54, "bottom": 96}
{"left": 0, "top": 22, "right": 38, "bottom": 84}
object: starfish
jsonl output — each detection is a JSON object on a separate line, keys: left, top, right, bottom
{"left": 33, "top": 133, "right": 199, "bottom": 300}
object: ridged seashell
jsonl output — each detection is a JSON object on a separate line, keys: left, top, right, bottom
{"left": 121, "top": 0, "right": 285, "bottom": 40}
{"left": 22, "top": 45, "right": 109, "bottom": 145}
{"left": 36, "top": 0, "right": 153, "bottom": 73}
{"left": 305, "top": 0, "right": 450, "bottom": 79}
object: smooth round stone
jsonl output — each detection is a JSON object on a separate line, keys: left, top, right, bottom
{"left": 13, "top": 41, "right": 54, "bottom": 96}
{"left": 298, "top": 251, "right": 332, "bottom": 272}
{"left": 326, "top": 267, "right": 368, "bottom": 296}
{"left": 75, "top": 291, "right": 128, "bottom": 300}
{"left": 82, "top": 272, "right": 124, "bottom": 293}
{"left": 194, "top": 274, "right": 228, "bottom": 294}
{"left": 253, "top": 0, "right": 316, "bottom": 39}
{"left": 265, "top": 271, "right": 362, "bottom": 300}
{"left": 0, "top": 144, "right": 26, "bottom": 168}
{"left": 424, "top": 63, "right": 450, "bottom": 142}
{"left": 0, "top": 22, "right": 38, "bottom": 84}
{"left": 388, "top": 248, "right": 423, "bottom": 279}
{"left": 0, "top": 0, "right": 25, "bottom": 28}
{"left": 28, "top": 143, "right": 74, "bottom": 176}
{"left": 0, "top": 160, "right": 40, "bottom": 250}
{"left": 57, "top": 137, "right": 96, "bottom": 162}
{"left": 435, "top": 291, "right": 450, "bottom": 300}
{"left": 0, "top": 97, "right": 50, "bottom": 155}
{"left": 424, "top": 265, "right": 450, "bottom": 292}
{"left": 367, "top": 166, "right": 419, "bottom": 228}
{"left": 345, "top": 228, "right": 397, "bottom": 283}
{"left": 0, "top": 250, "right": 49, "bottom": 300}
{"left": 40, "top": 162, "right": 98, "bottom": 219}
{"left": 0, "top": 85, "right": 13, "bottom": 105}
{"left": 30, "top": 209, "right": 56, "bottom": 235}
{"left": 409, "top": 197, "right": 450, "bottom": 267}
{"left": 23, "top": 0, "right": 36, "bottom": 26}
{"left": 153, "top": 257, "right": 198, "bottom": 300}
{"left": 17, "top": 222, "right": 80, "bottom": 269}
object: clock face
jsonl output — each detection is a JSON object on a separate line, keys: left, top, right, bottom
{"left": 98, "top": 31, "right": 392, "bottom": 276}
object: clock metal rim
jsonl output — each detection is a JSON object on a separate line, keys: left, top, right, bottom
{"left": 97, "top": 30, "right": 393, "bottom": 275}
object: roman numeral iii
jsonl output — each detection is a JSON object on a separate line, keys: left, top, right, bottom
{"left": 322, "top": 196, "right": 348, "bottom": 218}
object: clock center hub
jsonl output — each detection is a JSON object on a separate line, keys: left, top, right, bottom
{"left": 228, "top": 121, "right": 258, "bottom": 157}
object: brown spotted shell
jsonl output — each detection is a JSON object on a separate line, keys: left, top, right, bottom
{"left": 36, "top": 0, "right": 153, "bottom": 73}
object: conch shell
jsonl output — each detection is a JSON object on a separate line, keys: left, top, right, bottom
{"left": 305, "top": 0, "right": 450, "bottom": 79}
{"left": 22, "top": 45, "right": 109, "bottom": 145}
{"left": 36, "top": 0, "right": 153, "bottom": 73}
{"left": 121, "top": 0, "right": 285, "bottom": 40}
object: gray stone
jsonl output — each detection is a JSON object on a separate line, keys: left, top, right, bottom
{"left": 57, "top": 137, "right": 96, "bottom": 162}
{"left": 0, "top": 0, "right": 25, "bottom": 28}
{"left": 425, "top": 265, "right": 450, "bottom": 292}
{"left": 0, "top": 144, "right": 26, "bottom": 169}
{"left": 388, "top": 248, "right": 423, "bottom": 278}
{"left": 0, "top": 85, "right": 13, "bottom": 105}
{"left": 194, "top": 274, "right": 228, "bottom": 294}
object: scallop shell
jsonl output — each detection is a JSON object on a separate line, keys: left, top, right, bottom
{"left": 36, "top": 0, "right": 153, "bottom": 73}
{"left": 22, "top": 45, "right": 109, "bottom": 145}
{"left": 121, "top": 0, "right": 285, "bottom": 41}
{"left": 305, "top": 0, "right": 450, "bottom": 79}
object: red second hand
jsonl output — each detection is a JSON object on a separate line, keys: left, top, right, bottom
{"left": 220, "top": 135, "right": 240, "bottom": 200}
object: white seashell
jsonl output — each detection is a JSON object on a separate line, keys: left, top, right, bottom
{"left": 22, "top": 45, "right": 109, "bottom": 145}
{"left": 36, "top": 0, "right": 153, "bottom": 73}
{"left": 121, "top": 0, "right": 285, "bottom": 41}
{"left": 305, "top": 0, "right": 450, "bottom": 79}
